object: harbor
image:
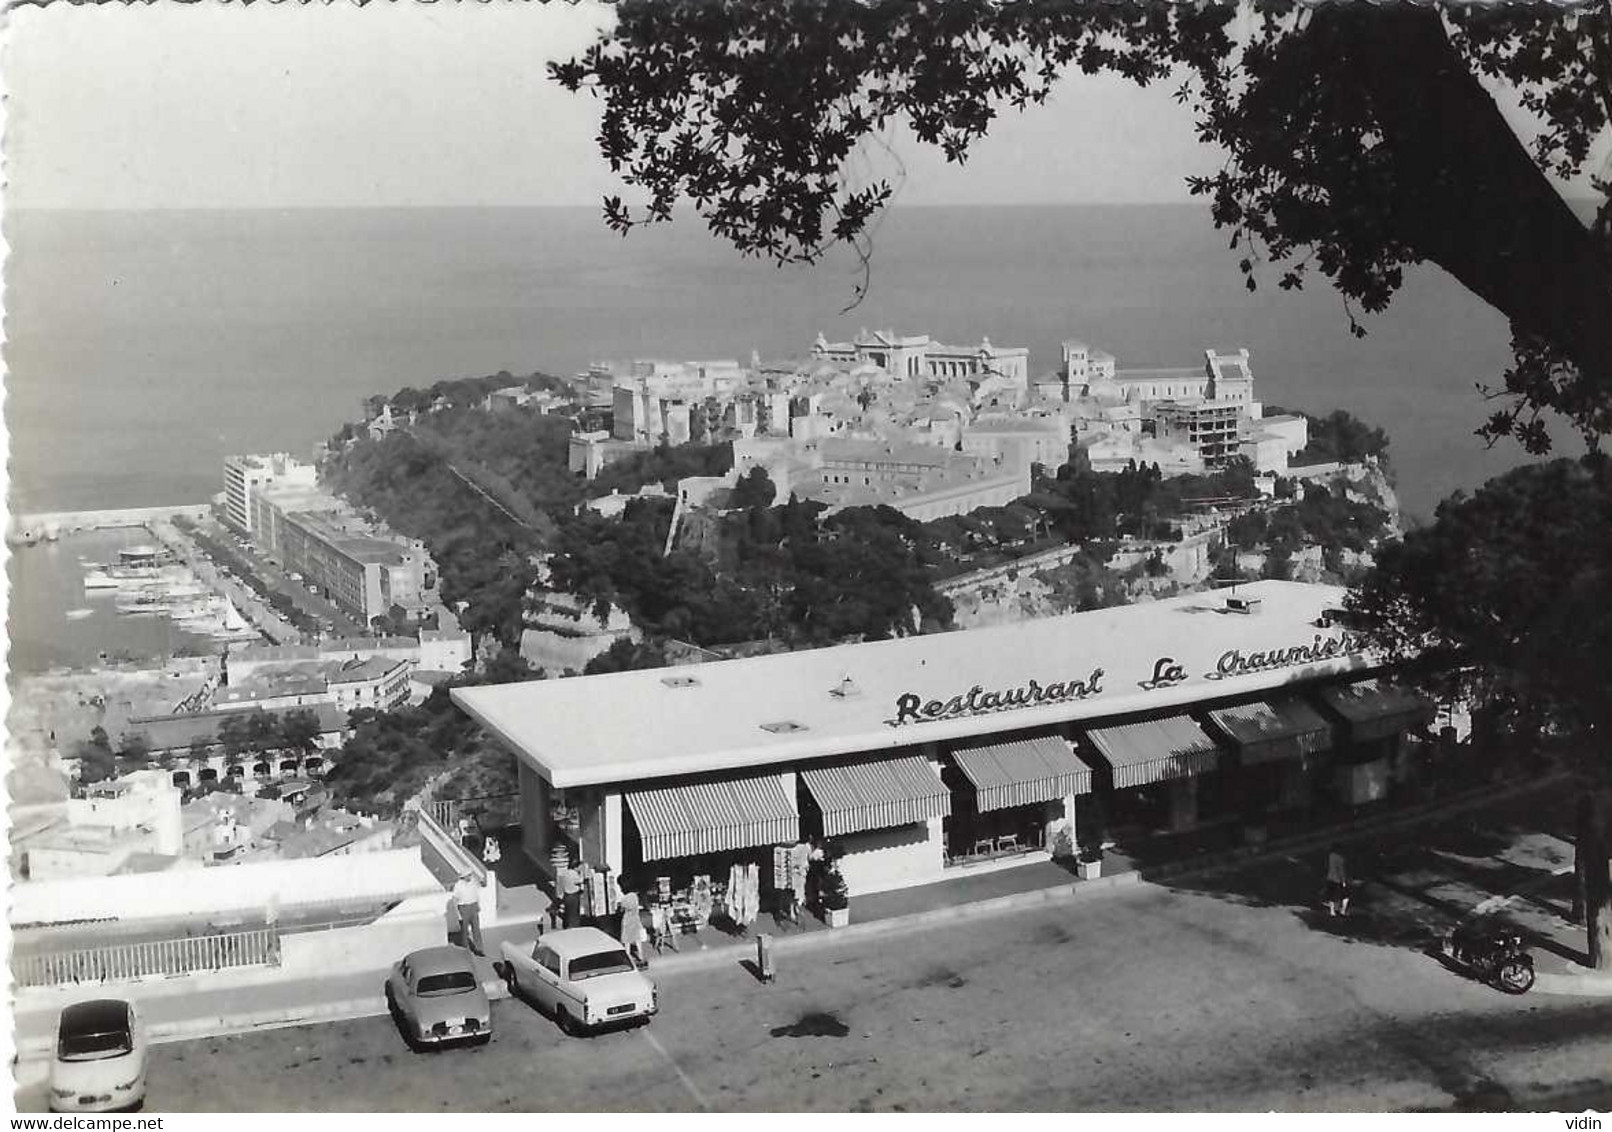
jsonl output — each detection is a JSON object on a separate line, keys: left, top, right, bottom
{"left": 8, "top": 519, "right": 291, "bottom": 678}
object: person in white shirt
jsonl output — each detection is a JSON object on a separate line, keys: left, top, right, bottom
{"left": 453, "top": 871, "right": 483, "bottom": 954}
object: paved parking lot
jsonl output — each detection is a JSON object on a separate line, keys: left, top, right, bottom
{"left": 20, "top": 787, "right": 1610, "bottom": 1113}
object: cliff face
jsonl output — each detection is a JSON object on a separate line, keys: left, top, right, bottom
{"left": 949, "top": 458, "right": 1405, "bottom": 629}
{"left": 1330, "top": 457, "right": 1404, "bottom": 540}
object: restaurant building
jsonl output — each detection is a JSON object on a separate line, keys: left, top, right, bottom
{"left": 452, "top": 581, "right": 1433, "bottom": 900}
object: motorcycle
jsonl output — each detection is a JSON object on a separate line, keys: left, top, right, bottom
{"left": 1440, "top": 921, "right": 1535, "bottom": 994}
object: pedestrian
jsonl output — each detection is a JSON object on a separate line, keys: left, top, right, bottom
{"left": 453, "top": 870, "right": 483, "bottom": 954}
{"left": 1324, "top": 844, "right": 1350, "bottom": 917}
{"left": 557, "top": 861, "right": 584, "bottom": 929}
{"left": 482, "top": 833, "right": 502, "bottom": 870}
{"left": 618, "top": 888, "right": 648, "bottom": 967}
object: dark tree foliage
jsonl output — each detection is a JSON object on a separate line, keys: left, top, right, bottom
{"left": 587, "top": 442, "right": 734, "bottom": 498}
{"left": 365, "top": 370, "right": 572, "bottom": 419}
{"left": 324, "top": 667, "right": 533, "bottom": 817}
{"left": 1031, "top": 457, "right": 1262, "bottom": 544}
{"left": 75, "top": 726, "right": 117, "bottom": 786}
{"left": 547, "top": 492, "right": 952, "bottom": 648}
{"left": 730, "top": 465, "right": 778, "bottom": 511}
{"left": 1347, "top": 456, "right": 1612, "bottom": 968}
{"left": 555, "top": 1, "right": 1611, "bottom": 449}
{"left": 1266, "top": 406, "right": 1392, "bottom": 468}
{"left": 584, "top": 637, "right": 672, "bottom": 675}
{"left": 322, "top": 411, "right": 584, "bottom": 646}
{"left": 278, "top": 709, "right": 325, "bottom": 754}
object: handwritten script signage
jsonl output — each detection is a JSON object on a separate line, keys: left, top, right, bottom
{"left": 883, "top": 630, "right": 1366, "bottom": 729}
{"left": 1139, "top": 657, "right": 1188, "bottom": 691}
{"left": 1208, "top": 632, "right": 1367, "bottom": 680}
{"left": 888, "top": 669, "right": 1105, "bottom": 728}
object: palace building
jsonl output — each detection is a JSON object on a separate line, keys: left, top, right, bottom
{"left": 452, "top": 581, "right": 1433, "bottom": 899}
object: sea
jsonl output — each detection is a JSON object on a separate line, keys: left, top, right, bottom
{"left": 2, "top": 204, "right": 1555, "bottom": 670}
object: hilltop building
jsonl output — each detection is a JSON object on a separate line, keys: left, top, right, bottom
{"left": 811, "top": 329, "right": 1030, "bottom": 389}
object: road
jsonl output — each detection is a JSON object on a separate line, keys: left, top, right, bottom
{"left": 23, "top": 844, "right": 1610, "bottom": 1113}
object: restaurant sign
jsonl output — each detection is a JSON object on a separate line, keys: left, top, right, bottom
{"left": 888, "top": 668, "right": 1105, "bottom": 728}
{"left": 1207, "top": 631, "right": 1367, "bottom": 680}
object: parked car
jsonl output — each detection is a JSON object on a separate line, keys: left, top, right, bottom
{"left": 385, "top": 947, "right": 492, "bottom": 1049}
{"left": 497, "top": 927, "right": 657, "bottom": 1035}
{"left": 49, "top": 999, "right": 147, "bottom": 1112}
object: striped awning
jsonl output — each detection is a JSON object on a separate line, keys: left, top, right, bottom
{"left": 1082, "top": 715, "right": 1222, "bottom": 790}
{"left": 1317, "top": 679, "right": 1436, "bottom": 743}
{"left": 950, "top": 736, "right": 1093, "bottom": 812}
{"left": 1207, "top": 698, "right": 1334, "bottom": 768}
{"left": 800, "top": 755, "right": 951, "bottom": 837}
{"left": 625, "top": 773, "right": 799, "bottom": 861}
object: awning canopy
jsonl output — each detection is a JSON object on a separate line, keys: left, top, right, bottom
{"left": 1082, "top": 715, "right": 1222, "bottom": 790}
{"left": 1206, "top": 698, "right": 1334, "bottom": 768}
{"left": 1317, "top": 679, "right": 1435, "bottom": 743}
{"left": 950, "top": 735, "right": 1094, "bottom": 811}
{"left": 801, "top": 755, "right": 951, "bottom": 837}
{"left": 625, "top": 773, "right": 799, "bottom": 861}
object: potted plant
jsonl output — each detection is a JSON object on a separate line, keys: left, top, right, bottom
{"left": 820, "top": 864, "right": 850, "bottom": 928}
{"left": 1076, "top": 846, "right": 1104, "bottom": 880}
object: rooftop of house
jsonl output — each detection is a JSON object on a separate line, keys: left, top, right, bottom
{"left": 320, "top": 636, "right": 419, "bottom": 654}
{"left": 215, "top": 669, "right": 330, "bottom": 703}
{"left": 966, "top": 417, "right": 1067, "bottom": 435}
{"left": 126, "top": 703, "right": 348, "bottom": 752}
{"left": 287, "top": 513, "right": 411, "bottom": 565}
{"left": 112, "top": 852, "right": 187, "bottom": 875}
{"left": 328, "top": 655, "right": 408, "bottom": 685}
{"left": 817, "top": 438, "right": 960, "bottom": 469}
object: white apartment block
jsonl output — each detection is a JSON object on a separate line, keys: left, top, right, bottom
{"left": 222, "top": 453, "right": 318, "bottom": 534}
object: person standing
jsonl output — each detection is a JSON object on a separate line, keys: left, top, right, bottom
{"left": 453, "top": 870, "right": 483, "bottom": 954}
{"left": 1324, "top": 844, "right": 1350, "bottom": 917}
{"left": 618, "top": 888, "right": 648, "bottom": 967}
{"left": 482, "top": 834, "right": 502, "bottom": 871}
{"left": 557, "top": 861, "right": 584, "bottom": 929}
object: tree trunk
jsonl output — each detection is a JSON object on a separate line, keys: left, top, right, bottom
{"left": 1317, "top": 8, "right": 1612, "bottom": 390}
{"left": 1576, "top": 787, "right": 1612, "bottom": 970}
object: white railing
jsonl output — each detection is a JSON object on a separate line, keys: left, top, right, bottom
{"left": 14, "top": 927, "right": 281, "bottom": 989}
{"left": 416, "top": 803, "right": 487, "bottom": 885}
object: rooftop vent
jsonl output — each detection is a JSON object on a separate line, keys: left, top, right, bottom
{"left": 829, "top": 676, "right": 862, "bottom": 699}
{"left": 1225, "top": 595, "right": 1262, "bottom": 615}
{"left": 660, "top": 674, "right": 700, "bottom": 689}
{"left": 760, "top": 720, "right": 808, "bottom": 735}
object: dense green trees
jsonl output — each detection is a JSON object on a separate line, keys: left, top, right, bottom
{"left": 74, "top": 726, "right": 117, "bottom": 786}
{"left": 588, "top": 442, "right": 733, "bottom": 498}
{"left": 323, "top": 660, "right": 536, "bottom": 817}
{"left": 1035, "top": 457, "right": 1262, "bottom": 545}
{"left": 1224, "top": 481, "right": 1390, "bottom": 571}
{"left": 547, "top": 492, "right": 953, "bottom": 649}
{"left": 322, "top": 411, "right": 582, "bottom": 647}
{"left": 583, "top": 637, "right": 672, "bottom": 676}
{"left": 1348, "top": 457, "right": 1612, "bottom": 968}
{"left": 1268, "top": 407, "right": 1393, "bottom": 468}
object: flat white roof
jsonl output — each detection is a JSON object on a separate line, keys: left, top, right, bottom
{"left": 453, "top": 581, "right": 1367, "bottom": 789}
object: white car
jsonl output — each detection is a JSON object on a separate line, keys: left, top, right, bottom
{"left": 49, "top": 999, "right": 147, "bottom": 1112}
{"left": 498, "top": 927, "right": 657, "bottom": 1035}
